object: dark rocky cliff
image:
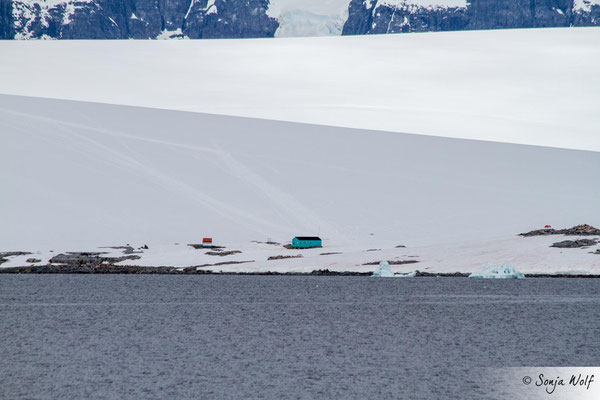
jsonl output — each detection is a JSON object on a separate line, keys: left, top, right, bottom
{"left": 0, "top": 0, "right": 13, "bottom": 39}
{"left": 2, "top": 0, "right": 599, "bottom": 39}
{"left": 343, "top": 0, "right": 599, "bottom": 35}
{"left": 8, "top": 0, "right": 278, "bottom": 39}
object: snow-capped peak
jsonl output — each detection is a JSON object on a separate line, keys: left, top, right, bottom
{"left": 267, "top": 0, "right": 351, "bottom": 37}
{"left": 574, "top": 0, "right": 600, "bottom": 12}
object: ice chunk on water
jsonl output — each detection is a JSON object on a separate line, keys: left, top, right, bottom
{"left": 372, "top": 261, "right": 395, "bottom": 277}
{"left": 372, "top": 261, "right": 416, "bottom": 277}
{"left": 469, "top": 264, "right": 525, "bottom": 279}
{"left": 396, "top": 271, "right": 416, "bottom": 278}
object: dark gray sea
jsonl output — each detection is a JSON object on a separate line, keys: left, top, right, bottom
{"left": 1, "top": 276, "right": 599, "bottom": 399}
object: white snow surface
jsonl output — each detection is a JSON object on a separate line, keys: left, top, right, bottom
{"left": 1, "top": 28, "right": 599, "bottom": 151}
{"left": 469, "top": 264, "right": 525, "bottom": 279}
{"left": 2, "top": 234, "right": 598, "bottom": 275}
{"left": 1, "top": 95, "right": 599, "bottom": 256}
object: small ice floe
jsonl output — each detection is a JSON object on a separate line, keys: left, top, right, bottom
{"left": 469, "top": 264, "right": 525, "bottom": 279}
{"left": 372, "top": 261, "right": 415, "bottom": 278}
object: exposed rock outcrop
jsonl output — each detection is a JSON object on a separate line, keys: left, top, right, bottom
{"left": 362, "top": 259, "right": 418, "bottom": 266}
{"left": 3, "top": 0, "right": 599, "bottom": 39}
{"left": 205, "top": 250, "right": 242, "bottom": 256}
{"left": 8, "top": 0, "right": 278, "bottom": 39}
{"left": 0, "top": 251, "right": 31, "bottom": 265}
{"left": 343, "top": 0, "right": 599, "bottom": 35}
{"left": 520, "top": 224, "right": 600, "bottom": 237}
{"left": 0, "top": 0, "right": 14, "bottom": 39}
{"left": 551, "top": 239, "right": 598, "bottom": 248}
{"left": 49, "top": 251, "right": 141, "bottom": 265}
{"left": 268, "top": 254, "right": 303, "bottom": 260}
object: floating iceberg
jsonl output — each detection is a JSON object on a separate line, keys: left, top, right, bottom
{"left": 373, "top": 261, "right": 395, "bottom": 277}
{"left": 469, "top": 264, "right": 525, "bottom": 279}
{"left": 372, "top": 261, "right": 416, "bottom": 278}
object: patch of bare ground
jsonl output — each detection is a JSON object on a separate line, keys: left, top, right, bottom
{"left": 520, "top": 224, "right": 600, "bottom": 237}
{"left": 268, "top": 254, "right": 303, "bottom": 261}
{"left": 187, "top": 244, "right": 226, "bottom": 250}
{"left": 0, "top": 251, "right": 31, "bottom": 265}
{"left": 50, "top": 252, "right": 141, "bottom": 265}
{"left": 362, "top": 260, "right": 419, "bottom": 266}
{"left": 551, "top": 239, "right": 598, "bottom": 248}
{"left": 206, "top": 250, "right": 242, "bottom": 256}
{"left": 282, "top": 244, "right": 322, "bottom": 249}
{"left": 100, "top": 245, "right": 144, "bottom": 254}
{"left": 195, "top": 260, "right": 255, "bottom": 268}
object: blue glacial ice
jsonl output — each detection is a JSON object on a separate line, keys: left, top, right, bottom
{"left": 469, "top": 264, "right": 525, "bottom": 279}
{"left": 372, "top": 261, "right": 395, "bottom": 277}
{"left": 372, "top": 261, "right": 416, "bottom": 278}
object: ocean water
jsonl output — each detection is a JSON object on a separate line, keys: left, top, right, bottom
{"left": 0, "top": 276, "right": 599, "bottom": 399}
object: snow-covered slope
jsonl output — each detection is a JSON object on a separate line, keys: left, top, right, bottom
{"left": 1, "top": 28, "right": 598, "bottom": 151}
{"left": 1, "top": 94, "right": 599, "bottom": 252}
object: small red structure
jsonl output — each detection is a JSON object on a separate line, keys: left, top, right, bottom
{"left": 544, "top": 225, "right": 552, "bottom": 229}
{"left": 202, "top": 238, "right": 213, "bottom": 247}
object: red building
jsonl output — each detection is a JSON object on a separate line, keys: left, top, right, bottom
{"left": 202, "top": 238, "right": 213, "bottom": 247}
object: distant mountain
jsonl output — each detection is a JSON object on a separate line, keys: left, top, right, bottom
{"left": 1, "top": 0, "right": 599, "bottom": 39}
{"left": 3, "top": 0, "right": 278, "bottom": 39}
{"left": 344, "top": 0, "right": 600, "bottom": 35}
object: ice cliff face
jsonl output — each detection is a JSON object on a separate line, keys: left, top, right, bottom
{"left": 266, "top": 0, "right": 350, "bottom": 37}
{"left": 1, "top": 0, "right": 599, "bottom": 39}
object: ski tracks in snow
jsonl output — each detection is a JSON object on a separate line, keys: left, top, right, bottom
{"left": 0, "top": 105, "right": 341, "bottom": 240}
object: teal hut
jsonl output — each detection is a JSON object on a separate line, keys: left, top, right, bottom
{"left": 292, "top": 236, "right": 322, "bottom": 249}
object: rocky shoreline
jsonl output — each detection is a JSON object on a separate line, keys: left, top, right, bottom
{"left": 520, "top": 224, "right": 600, "bottom": 237}
{"left": 1, "top": 265, "right": 598, "bottom": 278}
{"left": 2, "top": 224, "right": 598, "bottom": 277}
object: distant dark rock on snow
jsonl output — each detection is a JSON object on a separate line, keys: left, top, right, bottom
{"left": 551, "top": 239, "right": 598, "bottom": 248}
{"left": 1, "top": 0, "right": 598, "bottom": 40}
{"left": 520, "top": 224, "right": 600, "bottom": 237}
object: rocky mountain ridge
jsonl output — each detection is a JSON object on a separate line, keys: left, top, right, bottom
{"left": 0, "top": 0, "right": 599, "bottom": 39}
{"left": 344, "top": 0, "right": 600, "bottom": 35}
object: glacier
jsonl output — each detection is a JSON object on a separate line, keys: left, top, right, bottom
{"left": 469, "top": 264, "right": 525, "bottom": 279}
{"left": 1, "top": 28, "right": 599, "bottom": 151}
{"left": 267, "top": 0, "right": 350, "bottom": 37}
